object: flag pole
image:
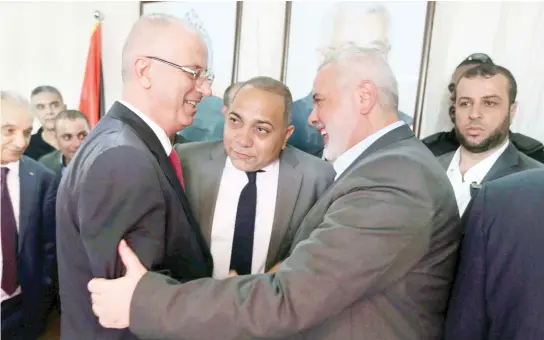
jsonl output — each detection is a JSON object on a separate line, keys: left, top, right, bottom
{"left": 94, "top": 10, "right": 103, "bottom": 22}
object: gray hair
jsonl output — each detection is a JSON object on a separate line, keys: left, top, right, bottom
{"left": 320, "top": 2, "right": 391, "bottom": 51}
{"left": 234, "top": 76, "right": 293, "bottom": 127}
{"left": 121, "top": 13, "right": 207, "bottom": 82}
{"left": 30, "top": 85, "right": 64, "bottom": 102}
{"left": 319, "top": 46, "right": 399, "bottom": 110}
{"left": 1, "top": 90, "right": 31, "bottom": 109}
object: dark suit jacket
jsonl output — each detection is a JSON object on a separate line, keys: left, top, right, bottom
{"left": 423, "top": 129, "right": 544, "bottom": 163}
{"left": 38, "top": 150, "right": 63, "bottom": 178}
{"left": 444, "top": 169, "right": 544, "bottom": 340}
{"left": 175, "top": 141, "right": 336, "bottom": 271}
{"left": 56, "top": 101, "right": 213, "bottom": 340}
{"left": 129, "top": 125, "right": 461, "bottom": 340}
{"left": 438, "top": 142, "right": 543, "bottom": 200}
{"left": 9, "top": 156, "right": 57, "bottom": 338}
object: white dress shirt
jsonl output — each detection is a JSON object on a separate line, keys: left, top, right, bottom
{"left": 446, "top": 141, "right": 509, "bottom": 215}
{"left": 333, "top": 120, "right": 406, "bottom": 180}
{"left": 1, "top": 161, "right": 22, "bottom": 301}
{"left": 210, "top": 157, "right": 280, "bottom": 279}
{"left": 118, "top": 100, "right": 172, "bottom": 155}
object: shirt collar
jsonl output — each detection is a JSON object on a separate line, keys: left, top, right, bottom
{"left": 447, "top": 140, "right": 510, "bottom": 183}
{"left": 2, "top": 159, "right": 20, "bottom": 177}
{"left": 333, "top": 120, "right": 405, "bottom": 180}
{"left": 225, "top": 155, "right": 280, "bottom": 173}
{"left": 117, "top": 100, "right": 172, "bottom": 155}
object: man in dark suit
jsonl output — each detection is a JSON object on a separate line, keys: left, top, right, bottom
{"left": 88, "top": 47, "right": 461, "bottom": 340}
{"left": 437, "top": 63, "right": 542, "bottom": 216}
{"left": 444, "top": 168, "right": 544, "bottom": 340}
{"left": 175, "top": 77, "right": 335, "bottom": 278}
{"left": 1, "top": 91, "right": 57, "bottom": 340}
{"left": 56, "top": 13, "right": 214, "bottom": 340}
{"left": 39, "top": 110, "right": 91, "bottom": 179}
{"left": 422, "top": 53, "right": 544, "bottom": 163}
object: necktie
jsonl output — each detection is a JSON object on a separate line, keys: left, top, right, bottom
{"left": 168, "top": 151, "right": 185, "bottom": 190}
{"left": 230, "top": 171, "right": 259, "bottom": 275}
{"left": 1, "top": 167, "right": 18, "bottom": 295}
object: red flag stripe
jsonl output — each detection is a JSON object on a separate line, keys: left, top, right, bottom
{"left": 79, "top": 23, "right": 102, "bottom": 127}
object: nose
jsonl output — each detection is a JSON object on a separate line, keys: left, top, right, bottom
{"left": 73, "top": 138, "right": 83, "bottom": 149}
{"left": 236, "top": 129, "right": 253, "bottom": 148}
{"left": 308, "top": 107, "right": 318, "bottom": 126}
{"left": 469, "top": 104, "right": 482, "bottom": 120}
{"left": 196, "top": 80, "right": 212, "bottom": 97}
{"left": 12, "top": 132, "right": 28, "bottom": 151}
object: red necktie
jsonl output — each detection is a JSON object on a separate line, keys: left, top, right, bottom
{"left": 1, "top": 167, "right": 18, "bottom": 295}
{"left": 168, "top": 151, "right": 185, "bottom": 190}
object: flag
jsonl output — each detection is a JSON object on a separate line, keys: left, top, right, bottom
{"left": 79, "top": 22, "right": 104, "bottom": 127}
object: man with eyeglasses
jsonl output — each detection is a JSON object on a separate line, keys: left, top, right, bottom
{"left": 422, "top": 53, "right": 544, "bottom": 163}
{"left": 56, "top": 13, "right": 214, "bottom": 340}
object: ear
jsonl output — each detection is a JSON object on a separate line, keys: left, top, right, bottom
{"left": 357, "top": 81, "right": 377, "bottom": 115}
{"left": 509, "top": 102, "right": 517, "bottom": 120}
{"left": 134, "top": 57, "right": 152, "bottom": 89}
{"left": 282, "top": 125, "right": 295, "bottom": 150}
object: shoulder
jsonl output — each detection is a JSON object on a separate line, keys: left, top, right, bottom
{"left": 21, "top": 155, "right": 55, "bottom": 181}
{"left": 38, "top": 150, "right": 59, "bottom": 163}
{"left": 516, "top": 150, "right": 544, "bottom": 169}
{"left": 286, "top": 147, "right": 335, "bottom": 179}
{"left": 175, "top": 140, "right": 221, "bottom": 159}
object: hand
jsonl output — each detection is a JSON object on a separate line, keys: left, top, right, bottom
{"left": 268, "top": 262, "right": 282, "bottom": 273}
{"left": 88, "top": 240, "right": 147, "bottom": 329}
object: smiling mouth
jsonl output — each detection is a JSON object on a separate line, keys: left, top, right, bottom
{"left": 185, "top": 100, "right": 197, "bottom": 108}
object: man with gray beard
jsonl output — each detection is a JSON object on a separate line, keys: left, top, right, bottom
{"left": 438, "top": 63, "right": 542, "bottom": 216}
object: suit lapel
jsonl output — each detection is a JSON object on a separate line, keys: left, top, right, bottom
{"left": 107, "top": 102, "right": 195, "bottom": 227}
{"left": 481, "top": 142, "right": 520, "bottom": 183}
{"left": 18, "top": 158, "right": 36, "bottom": 251}
{"left": 199, "top": 144, "right": 226, "bottom": 246}
{"left": 266, "top": 148, "right": 302, "bottom": 269}
{"left": 335, "top": 124, "right": 415, "bottom": 184}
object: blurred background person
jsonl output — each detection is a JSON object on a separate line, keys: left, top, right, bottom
{"left": 24, "top": 86, "right": 66, "bottom": 160}
{"left": 39, "top": 110, "right": 91, "bottom": 179}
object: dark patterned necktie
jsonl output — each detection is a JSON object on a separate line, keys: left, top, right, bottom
{"left": 1, "top": 167, "right": 18, "bottom": 294}
{"left": 229, "top": 171, "right": 260, "bottom": 275}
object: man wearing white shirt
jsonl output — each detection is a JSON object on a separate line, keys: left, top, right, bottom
{"left": 174, "top": 76, "right": 335, "bottom": 278}
{"left": 55, "top": 14, "right": 216, "bottom": 340}
{"left": 1, "top": 91, "right": 57, "bottom": 339}
{"left": 438, "top": 63, "right": 542, "bottom": 216}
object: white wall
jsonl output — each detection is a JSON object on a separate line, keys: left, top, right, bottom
{"left": 2, "top": 1, "right": 543, "bottom": 142}
{"left": 420, "top": 2, "right": 544, "bottom": 141}
{"left": 0, "top": 1, "right": 139, "bottom": 118}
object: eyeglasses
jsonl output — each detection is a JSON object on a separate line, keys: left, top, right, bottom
{"left": 143, "top": 56, "right": 215, "bottom": 85}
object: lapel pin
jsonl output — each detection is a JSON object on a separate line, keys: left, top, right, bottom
{"left": 29, "top": 172, "right": 34, "bottom": 176}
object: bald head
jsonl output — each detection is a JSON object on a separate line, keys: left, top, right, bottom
{"left": 121, "top": 13, "right": 207, "bottom": 82}
{"left": 1, "top": 91, "right": 34, "bottom": 164}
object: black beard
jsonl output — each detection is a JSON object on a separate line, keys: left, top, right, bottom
{"left": 455, "top": 115, "right": 510, "bottom": 153}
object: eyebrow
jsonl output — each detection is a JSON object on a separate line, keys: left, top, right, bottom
{"left": 481, "top": 95, "right": 502, "bottom": 101}
{"left": 229, "top": 111, "right": 275, "bottom": 129}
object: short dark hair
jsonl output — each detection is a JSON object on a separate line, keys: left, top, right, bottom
{"left": 55, "top": 110, "right": 90, "bottom": 128}
{"left": 457, "top": 63, "right": 518, "bottom": 105}
{"left": 223, "top": 82, "right": 243, "bottom": 106}
{"left": 234, "top": 76, "right": 293, "bottom": 126}
{"left": 30, "top": 85, "right": 64, "bottom": 102}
